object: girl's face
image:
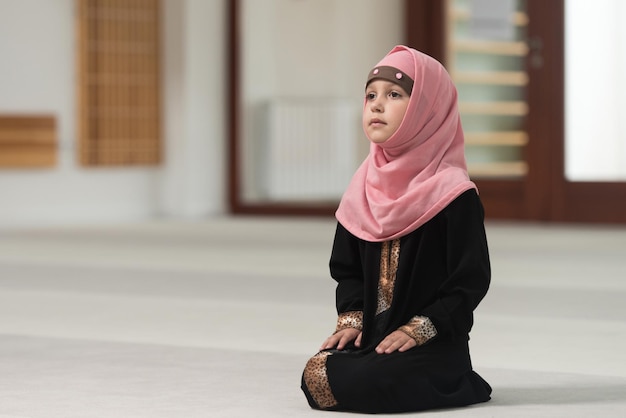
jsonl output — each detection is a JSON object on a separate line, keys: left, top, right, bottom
{"left": 362, "top": 80, "right": 410, "bottom": 144}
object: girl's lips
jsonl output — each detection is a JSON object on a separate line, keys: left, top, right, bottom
{"left": 370, "top": 118, "right": 385, "bottom": 125}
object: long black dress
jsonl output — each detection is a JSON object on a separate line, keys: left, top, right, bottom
{"left": 301, "top": 189, "right": 492, "bottom": 413}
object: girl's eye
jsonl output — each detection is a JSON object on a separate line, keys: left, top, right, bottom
{"left": 366, "top": 92, "right": 376, "bottom": 100}
{"left": 390, "top": 91, "right": 402, "bottom": 98}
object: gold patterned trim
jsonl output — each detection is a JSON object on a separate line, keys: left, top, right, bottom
{"left": 303, "top": 351, "right": 338, "bottom": 409}
{"left": 376, "top": 239, "right": 401, "bottom": 315}
{"left": 398, "top": 316, "right": 438, "bottom": 346}
{"left": 335, "top": 310, "right": 363, "bottom": 332}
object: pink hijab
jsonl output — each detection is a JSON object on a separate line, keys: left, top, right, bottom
{"left": 335, "top": 45, "right": 476, "bottom": 242}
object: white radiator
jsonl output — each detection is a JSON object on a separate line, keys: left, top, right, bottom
{"left": 261, "top": 99, "right": 358, "bottom": 201}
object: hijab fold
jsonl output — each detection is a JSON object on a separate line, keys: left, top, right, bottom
{"left": 335, "top": 46, "right": 476, "bottom": 242}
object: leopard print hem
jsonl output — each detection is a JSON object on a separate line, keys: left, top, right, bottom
{"left": 303, "top": 351, "right": 337, "bottom": 409}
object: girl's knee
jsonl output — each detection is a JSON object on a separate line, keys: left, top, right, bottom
{"left": 301, "top": 352, "right": 338, "bottom": 409}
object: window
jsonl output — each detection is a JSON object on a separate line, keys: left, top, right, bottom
{"left": 445, "top": 0, "right": 529, "bottom": 179}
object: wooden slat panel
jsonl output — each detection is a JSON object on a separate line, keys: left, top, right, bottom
{"left": 468, "top": 161, "right": 528, "bottom": 178}
{"left": 0, "top": 115, "right": 56, "bottom": 168}
{"left": 465, "top": 131, "right": 528, "bottom": 146}
{"left": 459, "top": 101, "right": 529, "bottom": 115}
{"left": 0, "top": 116, "right": 55, "bottom": 129}
{"left": 77, "top": 0, "right": 161, "bottom": 166}
{"left": 453, "top": 40, "right": 529, "bottom": 55}
{"left": 0, "top": 129, "right": 55, "bottom": 145}
{"left": 451, "top": 9, "right": 529, "bottom": 26}
{"left": 452, "top": 71, "right": 528, "bottom": 85}
{"left": 0, "top": 147, "right": 56, "bottom": 167}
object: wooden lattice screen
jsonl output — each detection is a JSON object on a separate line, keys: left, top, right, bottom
{"left": 77, "top": 0, "right": 161, "bottom": 166}
{"left": 0, "top": 115, "right": 57, "bottom": 168}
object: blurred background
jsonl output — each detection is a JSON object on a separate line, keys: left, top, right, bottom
{"left": 1, "top": 0, "right": 625, "bottom": 228}
{"left": 1, "top": 2, "right": 626, "bottom": 417}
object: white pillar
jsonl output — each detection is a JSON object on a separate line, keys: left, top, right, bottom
{"left": 160, "top": 0, "right": 227, "bottom": 218}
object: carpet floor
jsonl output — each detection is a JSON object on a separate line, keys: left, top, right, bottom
{"left": 1, "top": 217, "right": 625, "bottom": 417}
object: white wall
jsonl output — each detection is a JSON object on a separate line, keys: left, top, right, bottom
{"left": 0, "top": 0, "right": 226, "bottom": 228}
{"left": 1, "top": 0, "right": 623, "bottom": 228}
{"left": 159, "top": 0, "right": 226, "bottom": 218}
{"left": 565, "top": 0, "right": 626, "bottom": 181}
{"left": 239, "top": 0, "right": 404, "bottom": 201}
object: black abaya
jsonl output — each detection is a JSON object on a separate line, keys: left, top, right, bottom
{"left": 301, "top": 190, "right": 492, "bottom": 413}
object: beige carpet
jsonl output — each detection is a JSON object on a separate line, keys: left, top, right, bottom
{"left": 0, "top": 217, "right": 625, "bottom": 417}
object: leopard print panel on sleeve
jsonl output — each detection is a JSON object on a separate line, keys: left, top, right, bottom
{"left": 397, "top": 315, "right": 438, "bottom": 346}
{"left": 335, "top": 310, "right": 363, "bottom": 332}
{"left": 302, "top": 351, "right": 338, "bottom": 409}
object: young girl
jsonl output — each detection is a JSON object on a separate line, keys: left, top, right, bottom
{"left": 301, "top": 45, "right": 492, "bottom": 413}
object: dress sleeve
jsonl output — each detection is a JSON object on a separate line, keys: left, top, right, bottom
{"left": 420, "top": 190, "right": 491, "bottom": 340}
{"left": 397, "top": 315, "right": 438, "bottom": 345}
{"left": 329, "top": 222, "right": 365, "bottom": 318}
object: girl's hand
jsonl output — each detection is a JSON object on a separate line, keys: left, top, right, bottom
{"left": 375, "top": 330, "right": 416, "bottom": 354}
{"left": 320, "top": 328, "right": 362, "bottom": 351}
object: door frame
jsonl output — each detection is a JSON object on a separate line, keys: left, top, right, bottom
{"left": 226, "top": 0, "right": 335, "bottom": 216}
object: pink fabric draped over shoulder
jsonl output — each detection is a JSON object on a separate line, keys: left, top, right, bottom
{"left": 335, "top": 45, "right": 476, "bottom": 242}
